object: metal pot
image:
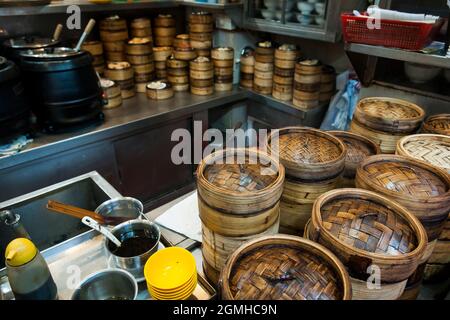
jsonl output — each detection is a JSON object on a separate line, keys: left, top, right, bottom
{"left": 95, "top": 197, "right": 144, "bottom": 223}
{"left": 2, "top": 36, "right": 59, "bottom": 63}
{"left": 105, "top": 219, "right": 161, "bottom": 282}
{"left": 19, "top": 47, "right": 103, "bottom": 132}
{"left": 71, "top": 269, "right": 138, "bottom": 300}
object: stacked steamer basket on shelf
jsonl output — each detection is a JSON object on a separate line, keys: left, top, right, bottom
{"left": 293, "top": 59, "right": 322, "bottom": 109}
{"left": 355, "top": 155, "right": 450, "bottom": 299}
{"left": 173, "top": 34, "right": 197, "bottom": 62}
{"left": 190, "top": 56, "right": 214, "bottom": 96}
{"left": 421, "top": 114, "right": 450, "bottom": 135}
{"left": 320, "top": 65, "right": 337, "bottom": 104}
{"left": 328, "top": 131, "right": 381, "bottom": 188}
{"left": 396, "top": 134, "right": 450, "bottom": 283}
{"left": 219, "top": 235, "right": 352, "bottom": 300}
{"left": 130, "top": 18, "right": 152, "bottom": 38}
{"left": 99, "top": 16, "right": 128, "bottom": 63}
{"left": 197, "top": 149, "right": 285, "bottom": 285}
{"left": 239, "top": 48, "right": 254, "bottom": 89}
{"left": 266, "top": 127, "right": 346, "bottom": 235}
{"left": 153, "top": 46, "right": 173, "bottom": 79}
{"left": 211, "top": 47, "right": 234, "bottom": 92}
{"left": 350, "top": 97, "right": 426, "bottom": 154}
{"left": 104, "top": 61, "right": 135, "bottom": 99}
{"left": 189, "top": 12, "right": 213, "bottom": 57}
{"left": 126, "top": 37, "right": 155, "bottom": 93}
{"left": 305, "top": 189, "right": 427, "bottom": 300}
{"left": 253, "top": 41, "right": 275, "bottom": 95}
{"left": 100, "top": 78, "right": 122, "bottom": 109}
{"left": 153, "top": 14, "right": 176, "bottom": 47}
{"left": 272, "top": 44, "right": 299, "bottom": 102}
{"left": 146, "top": 80, "right": 174, "bottom": 100}
{"left": 82, "top": 41, "right": 104, "bottom": 75}
{"left": 166, "top": 55, "right": 189, "bottom": 92}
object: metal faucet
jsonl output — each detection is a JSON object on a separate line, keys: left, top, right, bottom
{"left": 0, "top": 210, "right": 30, "bottom": 239}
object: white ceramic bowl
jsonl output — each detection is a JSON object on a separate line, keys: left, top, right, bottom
{"left": 261, "top": 9, "right": 276, "bottom": 20}
{"left": 404, "top": 62, "right": 441, "bottom": 84}
{"left": 264, "top": 0, "right": 277, "bottom": 10}
{"left": 315, "top": 15, "right": 325, "bottom": 27}
{"left": 297, "top": 1, "right": 314, "bottom": 14}
{"left": 297, "top": 13, "right": 313, "bottom": 25}
{"left": 315, "top": 2, "right": 326, "bottom": 16}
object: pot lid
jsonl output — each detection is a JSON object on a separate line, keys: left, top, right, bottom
{"left": 4, "top": 36, "right": 59, "bottom": 49}
{"left": 20, "top": 47, "right": 84, "bottom": 59}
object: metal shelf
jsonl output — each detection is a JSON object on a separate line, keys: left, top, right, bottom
{"left": 345, "top": 43, "right": 450, "bottom": 69}
{"left": 0, "top": 0, "right": 242, "bottom": 16}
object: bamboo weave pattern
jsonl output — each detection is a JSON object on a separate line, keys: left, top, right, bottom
{"left": 402, "top": 139, "right": 450, "bottom": 172}
{"left": 359, "top": 100, "right": 421, "bottom": 120}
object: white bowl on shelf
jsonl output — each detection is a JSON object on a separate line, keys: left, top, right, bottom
{"left": 404, "top": 62, "right": 441, "bottom": 84}
{"left": 297, "top": 14, "right": 313, "bottom": 25}
{"left": 315, "top": 15, "right": 325, "bottom": 27}
{"left": 315, "top": 2, "right": 326, "bottom": 16}
{"left": 261, "top": 9, "right": 276, "bottom": 20}
{"left": 297, "top": 1, "right": 314, "bottom": 14}
{"left": 264, "top": 0, "right": 277, "bottom": 10}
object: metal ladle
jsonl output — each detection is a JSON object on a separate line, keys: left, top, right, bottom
{"left": 81, "top": 216, "right": 122, "bottom": 247}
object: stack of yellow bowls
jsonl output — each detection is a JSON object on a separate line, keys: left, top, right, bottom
{"left": 144, "top": 247, "right": 197, "bottom": 300}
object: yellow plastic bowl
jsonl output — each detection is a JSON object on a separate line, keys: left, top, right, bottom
{"left": 144, "top": 247, "right": 196, "bottom": 291}
{"left": 149, "top": 274, "right": 197, "bottom": 299}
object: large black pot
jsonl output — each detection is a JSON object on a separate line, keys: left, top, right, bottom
{"left": 20, "top": 47, "right": 103, "bottom": 131}
{"left": 0, "top": 56, "right": 31, "bottom": 139}
{"left": 2, "top": 36, "right": 59, "bottom": 64}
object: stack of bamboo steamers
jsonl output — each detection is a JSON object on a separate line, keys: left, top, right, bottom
{"left": 253, "top": 41, "right": 275, "bottom": 95}
{"left": 100, "top": 16, "right": 128, "bottom": 63}
{"left": 153, "top": 14, "right": 176, "bottom": 47}
{"left": 189, "top": 12, "right": 213, "bottom": 58}
{"left": 126, "top": 37, "right": 155, "bottom": 93}
{"left": 272, "top": 44, "right": 299, "bottom": 101}
{"left": 211, "top": 47, "right": 234, "bottom": 92}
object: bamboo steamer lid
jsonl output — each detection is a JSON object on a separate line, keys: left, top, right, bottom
{"left": 266, "top": 127, "right": 346, "bottom": 180}
{"left": 219, "top": 235, "right": 352, "bottom": 300}
{"left": 82, "top": 41, "right": 103, "bottom": 56}
{"left": 211, "top": 47, "right": 234, "bottom": 61}
{"left": 146, "top": 81, "right": 174, "bottom": 100}
{"left": 131, "top": 17, "right": 151, "bottom": 29}
{"left": 189, "top": 11, "right": 213, "bottom": 24}
{"left": 396, "top": 134, "right": 450, "bottom": 174}
{"left": 354, "top": 97, "right": 425, "bottom": 134}
{"left": 190, "top": 56, "right": 212, "bottom": 71}
{"left": 99, "top": 15, "right": 127, "bottom": 31}
{"left": 275, "top": 44, "right": 299, "bottom": 61}
{"left": 104, "top": 61, "right": 133, "bottom": 80}
{"left": 295, "top": 59, "right": 322, "bottom": 75}
{"left": 308, "top": 188, "right": 427, "bottom": 283}
{"left": 355, "top": 154, "right": 450, "bottom": 241}
{"left": 328, "top": 131, "right": 381, "bottom": 179}
{"left": 255, "top": 41, "right": 275, "bottom": 56}
{"left": 126, "top": 37, "right": 153, "bottom": 55}
{"left": 154, "top": 14, "right": 175, "bottom": 27}
{"left": 196, "top": 148, "right": 285, "bottom": 214}
{"left": 422, "top": 114, "right": 450, "bottom": 136}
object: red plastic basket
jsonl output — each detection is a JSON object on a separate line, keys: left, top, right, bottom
{"left": 341, "top": 13, "right": 443, "bottom": 51}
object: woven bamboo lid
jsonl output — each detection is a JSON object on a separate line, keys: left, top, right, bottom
{"left": 309, "top": 188, "right": 427, "bottom": 283}
{"left": 354, "top": 97, "right": 425, "bottom": 134}
{"left": 219, "top": 235, "right": 352, "bottom": 300}
{"left": 266, "top": 127, "right": 346, "bottom": 180}
{"left": 197, "top": 148, "right": 285, "bottom": 214}
{"left": 329, "top": 131, "right": 381, "bottom": 178}
{"left": 422, "top": 114, "right": 450, "bottom": 136}
{"left": 396, "top": 134, "right": 450, "bottom": 174}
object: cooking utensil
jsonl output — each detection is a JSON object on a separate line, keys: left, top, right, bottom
{"left": 82, "top": 216, "right": 122, "bottom": 247}
{"left": 47, "top": 200, "right": 108, "bottom": 224}
{"left": 75, "top": 19, "right": 96, "bottom": 51}
{"left": 52, "top": 24, "right": 63, "bottom": 42}
{"left": 95, "top": 197, "right": 143, "bottom": 222}
{"left": 71, "top": 269, "right": 137, "bottom": 300}
{"left": 105, "top": 219, "right": 161, "bottom": 282}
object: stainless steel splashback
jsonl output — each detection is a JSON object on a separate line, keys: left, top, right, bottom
{"left": 0, "top": 172, "right": 121, "bottom": 269}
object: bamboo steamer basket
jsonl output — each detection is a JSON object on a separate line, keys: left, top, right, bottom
{"left": 174, "top": 49, "right": 197, "bottom": 61}
{"left": 214, "top": 83, "right": 232, "bottom": 92}
{"left": 82, "top": 41, "right": 103, "bottom": 56}
{"left": 255, "top": 41, "right": 275, "bottom": 64}
{"left": 154, "top": 27, "right": 176, "bottom": 37}
{"left": 191, "top": 86, "right": 214, "bottom": 96}
{"left": 396, "top": 134, "right": 450, "bottom": 174}
{"left": 127, "top": 54, "right": 152, "bottom": 65}
{"left": 99, "top": 16, "right": 127, "bottom": 31}
{"left": 240, "top": 50, "right": 255, "bottom": 89}
{"left": 275, "top": 67, "right": 295, "bottom": 77}
{"left": 146, "top": 81, "right": 174, "bottom": 100}
{"left": 155, "top": 61, "right": 167, "bottom": 70}
{"left": 104, "top": 61, "right": 133, "bottom": 81}
{"left": 189, "top": 23, "right": 213, "bottom": 33}
{"left": 293, "top": 59, "right": 322, "bottom": 109}
{"left": 190, "top": 32, "right": 212, "bottom": 42}
{"left": 166, "top": 56, "right": 188, "bottom": 69}
{"left": 102, "top": 41, "right": 126, "bottom": 52}
{"left": 266, "top": 127, "right": 346, "bottom": 180}
{"left": 266, "top": 127, "right": 346, "bottom": 233}
{"left": 350, "top": 119, "right": 405, "bottom": 154}
{"left": 154, "top": 36, "right": 175, "bottom": 47}
{"left": 274, "top": 44, "right": 299, "bottom": 62}
{"left": 167, "top": 74, "right": 188, "bottom": 84}
{"left": 214, "top": 67, "right": 232, "bottom": 77}
{"left": 190, "top": 57, "right": 213, "bottom": 75}
{"left": 354, "top": 97, "right": 425, "bottom": 134}
{"left": 132, "top": 63, "right": 154, "bottom": 74}
{"left": 211, "top": 47, "right": 234, "bottom": 61}
{"left": 130, "top": 18, "right": 151, "bottom": 38}
{"left": 126, "top": 37, "right": 153, "bottom": 55}
{"left": 154, "top": 14, "right": 175, "bottom": 27}
{"left": 171, "top": 83, "right": 189, "bottom": 92}
{"left": 134, "top": 71, "right": 153, "bottom": 83}
{"left": 100, "top": 30, "right": 128, "bottom": 42}
{"left": 355, "top": 154, "right": 450, "bottom": 241}
{"left": 115, "top": 79, "right": 135, "bottom": 99}
{"left": 173, "top": 34, "right": 191, "bottom": 50}
{"left": 219, "top": 235, "right": 352, "bottom": 300}
{"left": 189, "top": 11, "right": 213, "bottom": 24}
{"left": 190, "top": 39, "right": 212, "bottom": 50}
{"left": 329, "top": 131, "right": 381, "bottom": 187}
{"left": 101, "top": 79, "right": 122, "bottom": 109}
{"left": 197, "top": 148, "right": 285, "bottom": 214}
{"left": 105, "top": 51, "right": 127, "bottom": 62}
{"left": 153, "top": 47, "right": 173, "bottom": 62}
{"left": 308, "top": 188, "right": 427, "bottom": 298}
{"left": 422, "top": 114, "right": 450, "bottom": 135}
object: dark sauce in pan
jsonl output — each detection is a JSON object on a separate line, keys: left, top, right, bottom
{"left": 108, "top": 229, "right": 158, "bottom": 257}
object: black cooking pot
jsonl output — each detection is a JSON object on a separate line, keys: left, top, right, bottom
{"left": 0, "top": 56, "right": 30, "bottom": 139}
{"left": 2, "top": 36, "right": 60, "bottom": 63}
{"left": 20, "top": 47, "right": 103, "bottom": 131}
